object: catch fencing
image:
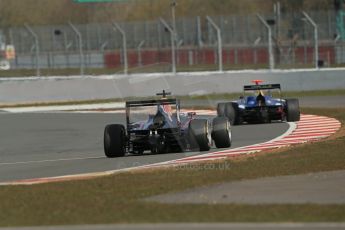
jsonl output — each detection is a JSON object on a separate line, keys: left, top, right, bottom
{"left": 3, "top": 9, "right": 345, "bottom": 75}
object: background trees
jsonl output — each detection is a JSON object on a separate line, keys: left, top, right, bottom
{"left": 0, "top": 0, "right": 334, "bottom": 27}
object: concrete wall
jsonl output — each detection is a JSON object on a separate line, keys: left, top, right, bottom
{"left": 9, "top": 45, "right": 338, "bottom": 70}
{"left": 1, "top": 68, "right": 345, "bottom": 104}
{"left": 11, "top": 53, "right": 104, "bottom": 69}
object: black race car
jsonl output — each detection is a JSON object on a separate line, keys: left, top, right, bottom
{"left": 104, "top": 91, "right": 232, "bottom": 158}
{"left": 217, "top": 81, "right": 300, "bottom": 125}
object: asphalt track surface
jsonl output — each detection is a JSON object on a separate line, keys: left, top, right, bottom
{"left": 0, "top": 113, "right": 289, "bottom": 183}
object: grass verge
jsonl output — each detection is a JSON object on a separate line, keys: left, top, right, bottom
{"left": 0, "top": 107, "right": 344, "bottom": 226}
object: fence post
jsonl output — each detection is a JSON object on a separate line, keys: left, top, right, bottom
{"left": 302, "top": 11, "right": 319, "bottom": 69}
{"left": 68, "top": 22, "right": 84, "bottom": 76}
{"left": 160, "top": 18, "right": 176, "bottom": 74}
{"left": 196, "top": 16, "right": 203, "bottom": 47}
{"left": 274, "top": 2, "right": 281, "bottom": 40}
{"left": 177, "top": 39, "right": 183, "bottom": 65}
{"left": 206, "top": 16, "right": 223, "bottom": 72}
{"left": 171, "top": 0, "right": 178, "bottom": 44}
{"left": 137, "top": 40, "right": 145, "bottom": 67}
{"left": 257, "top": 14, "right": 275, "bottom": 70}
{"left": 24, "top": 24, "right": 40, "bottom": 77}
{"left": 112, "top": 22, "right": 128, "bottom": 75}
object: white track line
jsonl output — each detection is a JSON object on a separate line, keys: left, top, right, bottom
{"left": 155, "top": 115, "right": 340, "bottom": 166}
{"left": 1, "top": 103, "right": 125, "bottom": 113}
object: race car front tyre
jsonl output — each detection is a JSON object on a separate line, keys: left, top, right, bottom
{"left": 217, "top": 103, "right": 226, "bottom": 117}
{"left": 189, "top": 119, "right": 211, "bottom": 152}
{"left": 224, "top": 102, "right": 240, "bottom": 125}
{"left": 285, "top": 99, "right": 300, "bottom": 122}
{"left": 104, "top": 124, "right": 126, "bottom": 158}
{"left": 212, "top": 117, "right": 232, "bottom": 148}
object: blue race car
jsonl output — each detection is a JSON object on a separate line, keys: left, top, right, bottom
{"left": 104, "top": 91, "right": 232, "bottom": 158}
{"left": 217, "top": 81, "right": 300, "bottom": 125}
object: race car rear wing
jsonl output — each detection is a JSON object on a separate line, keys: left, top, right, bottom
{"left": 125, "top": 98, "right": 181, "bottom": 128}
{"left": 243, "top": 84, "right": 281, "bottom": 91}
{"left": 126, "top": 98, "right": 179, "bottom": 108}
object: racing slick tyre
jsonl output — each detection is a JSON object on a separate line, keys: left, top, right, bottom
{"left": 189, "top": 119, "right": 211, "bottom": 152}
{"left": 217, "top": 103, "right": 226, "bottom": 117}
{"left": 285, "top": 99, "right": 300, "bottom": 122}
{"left": 259, "top": 109, "right": 271, "bottom": 124}
{"left": 212, "top": 117, "right": 232, "bottom": 148}
{"left": 224, "top": 102, "right": 241, "bottom": 125}
{"left": 104, "top": 124, "right": 126, "bottom": 158}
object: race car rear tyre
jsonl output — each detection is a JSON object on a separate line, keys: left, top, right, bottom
{"left": 189, "top": 119, "right": 211, "bottom": 152}
{"left": 260, "top": 109, "right": 271, "bottom": 123}
{"left": 217, "top": 103, "right": 226, "bottom": 117}
{"left": 285, "top": 99, "right": 300, "bottom": 122}
{"left": 212, "top": 117, "right": 231, "bottom": 148}
{"left": 104, "top": 124, "right": 126, "bottom": 158}
{"left": 224, "top": 102, "right": 240, "bottom": 125}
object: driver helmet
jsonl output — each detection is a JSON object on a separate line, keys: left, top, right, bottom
{"left": 157, "top": 104, "right": 173, "bottom": 121}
